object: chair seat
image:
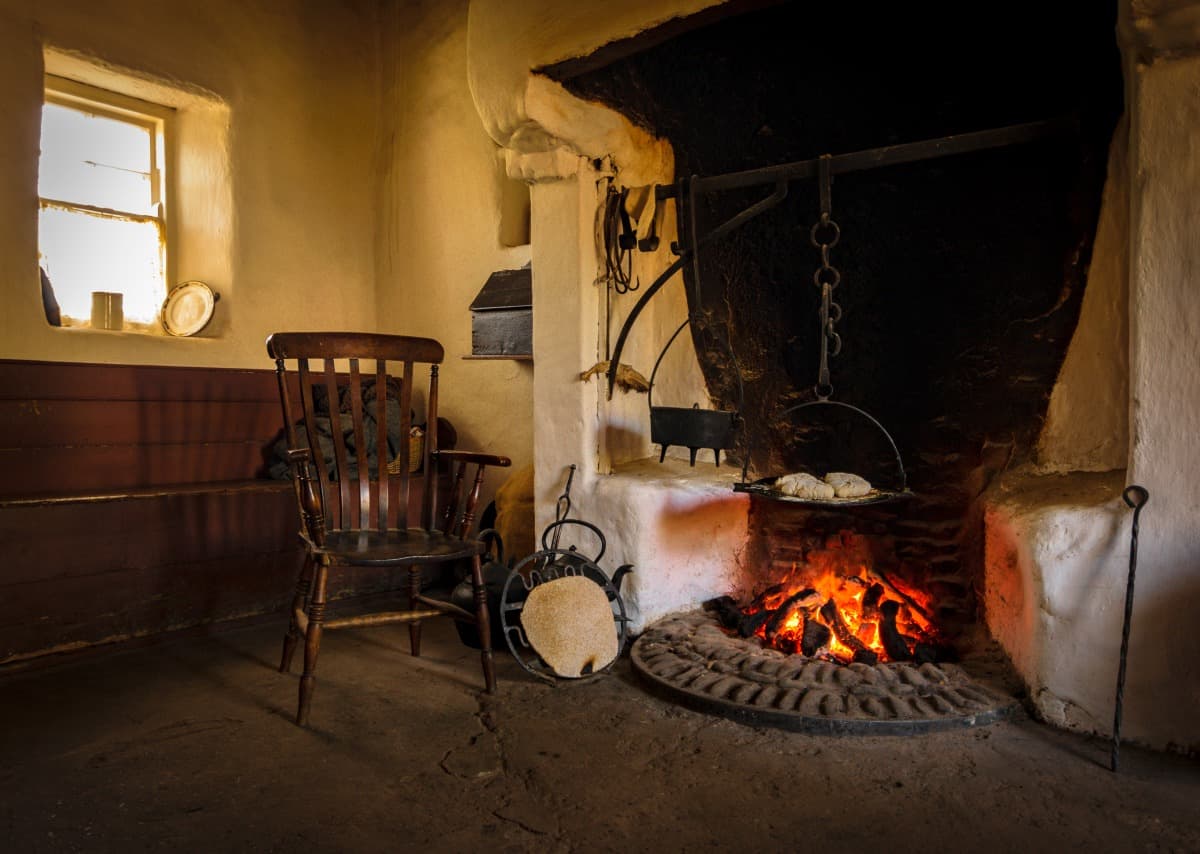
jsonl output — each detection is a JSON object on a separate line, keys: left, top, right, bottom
{"left": 317, "top": 528, "right": 483, "bottom": 566}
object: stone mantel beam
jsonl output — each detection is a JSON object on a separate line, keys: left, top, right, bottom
{"left": 466, "top": 0, "right": 1200, "bottom": 182}
{"left": 466, "top": 0, "right": 725, "bottom": 185}
{"left": 1121, "top": 0, "right": 1200, "bottom": 61}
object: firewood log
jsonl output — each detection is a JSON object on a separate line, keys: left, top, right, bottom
{"left": 736, "top": 583, "right": 786, "bottom": 637}
{"left": 820, "top": 598, "right": 873, "bottom": 660}
{"left": 800, "top": 615, "right": 832, "bottom": 657}
{"left": 764, "top": 588, "right": 820, "bottom": 641}
{"left": 702, "top": 595, "right": 742, "bottom": 632}
{"left": 879, "top": 600, "right": 913, "bottom": 662}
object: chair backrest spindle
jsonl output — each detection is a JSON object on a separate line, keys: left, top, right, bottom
{"left": 347, "top": 358, "right": 372, "bottom": 526}
{"left": 297, "top": 358, "right": 334, "bottom": 529}
{"left": 423, "top": 364, "right": 440, "bottom": 533}
{"left": 460, "top": 463, "right": 487, "bottom": 538}
{"left": 274, "top": 358, "right": 306, "bottom": 529}
{"left": 439, "top": 462, "right": 488, "bottom": 540}
{"left": 323, "top": 359, "right": 353, "bottom": 529}
{"left": 375, "top": 359, "right": 390, "bottom": 533}
{"left": 396, "top": 360, "right": 414, "bottom": 530}
{"left": 441, "top": 462, "right": 466, "bottom": 536}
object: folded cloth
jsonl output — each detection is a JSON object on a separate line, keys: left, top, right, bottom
{"left": 268, "top": 377, "right": 410, "bottom": 480}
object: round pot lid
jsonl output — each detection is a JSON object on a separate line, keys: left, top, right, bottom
{"left": 161, "top": 281, "right": 217, "bottom": 337}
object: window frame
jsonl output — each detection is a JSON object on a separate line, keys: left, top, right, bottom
{"left": 39, "top": 74, "right": 175, "bottom": 331}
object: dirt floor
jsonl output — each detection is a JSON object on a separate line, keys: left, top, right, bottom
{"left": 2, "top": 618, "right": 1198, "bottom": 853}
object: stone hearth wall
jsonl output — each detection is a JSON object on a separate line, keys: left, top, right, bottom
{"left": 548, "top": 0, "right": 1121, "bottom": 646}
{"left": 466, "top": 0, "right": 1200, "bottom": 754}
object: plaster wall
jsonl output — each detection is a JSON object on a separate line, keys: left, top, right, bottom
{"left": 591, "top": 458, "right": 748, "bottom": 630}
{"left": 983, "top": 472, "right": 1130, "bottom": 736}
{"left": 525, "top": 162, "right": 741, "bottom": 630}
{"left": 412, "top": 0, "right": 723, "bottom": 511}
{"left": 1123, "top": 50, "right": 1200, "bottom": 753}
{"left": 481, "top": 111, "right": 712, "bottom": 619}
{"left": 528, "top": 165, "right": 604, "bottom": 527}
{"left": 375, "top": 0, "right": 534, "bottom": 498}
{"left": 986, "top": 34, "right": 1200, "bottom": 754}
{"left": 1036, "top": 120, "right": 1130, "bottom": 473}
{"left": 0, "top": 0, "right": 380, "bottom": 369}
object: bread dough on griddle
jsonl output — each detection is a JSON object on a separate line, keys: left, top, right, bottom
{"left": 521, "top": 575, "right": 617, "bottom": 678}
{"left": 774, "top": 472, "right": 836, "bottom": 500}
{"left": 824, "top": 471, "right": 872, "bottom": 498}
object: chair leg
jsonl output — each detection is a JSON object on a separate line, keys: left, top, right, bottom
{"left": 408, "top": 566, "right": 422, "bottom": 657}
{"left": 296, "top": 563, "right": 329, "bottom": 727}
{"left": 471, "top": 553, "right": 497, "bottom": 693}
{"left": 279, "top": 553, "right": 316, "bottom": 674}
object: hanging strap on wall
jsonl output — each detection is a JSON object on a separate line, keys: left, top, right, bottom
{"left": 811, "top": 154, "right": 843, "bottom": 400}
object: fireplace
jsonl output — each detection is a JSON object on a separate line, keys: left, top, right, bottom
{"left": 730, "top": 530, "right": 943, "bottom": 666}
{"left": 555, "top": 0, "right": 1119, "bottom": 631}
{"left": 467, "top": 0, "right": 1200, "bottom": 755}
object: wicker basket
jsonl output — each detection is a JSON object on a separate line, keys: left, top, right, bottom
{"left": 386, "top": 428, "right": 425, "bottom": 475}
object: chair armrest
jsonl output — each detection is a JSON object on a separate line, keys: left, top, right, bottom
{"left": 433, "top": 450, "right": 512, "bottom": 537}
{"left": 287, "top": 448, "right": 327, "bottom": 547}
{"left": 434, "top": 450, "right": 513, "bottom": 468}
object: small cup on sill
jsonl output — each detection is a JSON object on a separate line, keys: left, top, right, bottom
{"left": 90, "top": 291, "right": 124, "bottom": 331}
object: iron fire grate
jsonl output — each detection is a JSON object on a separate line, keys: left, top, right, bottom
{"left": 632, "top": 610, "right": 1019, "bottom": 735}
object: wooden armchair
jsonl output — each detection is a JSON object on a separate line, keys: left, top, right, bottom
{"left": 267, "top": 332, "right": 510, "bottom": 726}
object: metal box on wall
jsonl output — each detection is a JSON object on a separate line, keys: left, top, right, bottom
{"left": 469, "top": 265, "right": 532, "bottom": 359}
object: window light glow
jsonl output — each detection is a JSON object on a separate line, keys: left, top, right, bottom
{"left": 39, "top": 205, "right": 163, "bottom": 324}
{"left": 37, "top": 87, "right": 167, "bottom": 329}
{"left": 38, "top": 103, "right": 154, "bottom": 214}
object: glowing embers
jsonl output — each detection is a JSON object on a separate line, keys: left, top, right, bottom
{"left": 705, "top": 532, "right": 951, "bottom": 666}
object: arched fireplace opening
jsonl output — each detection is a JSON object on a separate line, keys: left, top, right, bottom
{"left": 548, "top": 0, "right": 1123, "bottom": 645}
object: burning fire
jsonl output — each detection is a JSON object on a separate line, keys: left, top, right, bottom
{"left": 731, "top": 533, "right": 942, "bottom": 665}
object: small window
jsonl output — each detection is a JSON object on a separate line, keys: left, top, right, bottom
{"left": 38, "top": 76, "right": 172, "bottom": 330}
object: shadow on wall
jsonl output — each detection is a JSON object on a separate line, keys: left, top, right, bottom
{"left": 603, "top": 422, "right": 646, "bottom": 467}
{"left": 1126, "top": 582, "right": 1200, "bottom": 757}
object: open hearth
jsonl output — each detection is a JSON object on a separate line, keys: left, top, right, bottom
{"left": 628, "top": 520, "right": 1018, "bottom": 734}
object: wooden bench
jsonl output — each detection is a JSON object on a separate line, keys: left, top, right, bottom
{"left": 0, "top": 359, "right": 439, "bottom": 666}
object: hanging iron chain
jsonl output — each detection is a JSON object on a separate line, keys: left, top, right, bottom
{"left": 810, "top": 154, "right": 842, "bottom": 400}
